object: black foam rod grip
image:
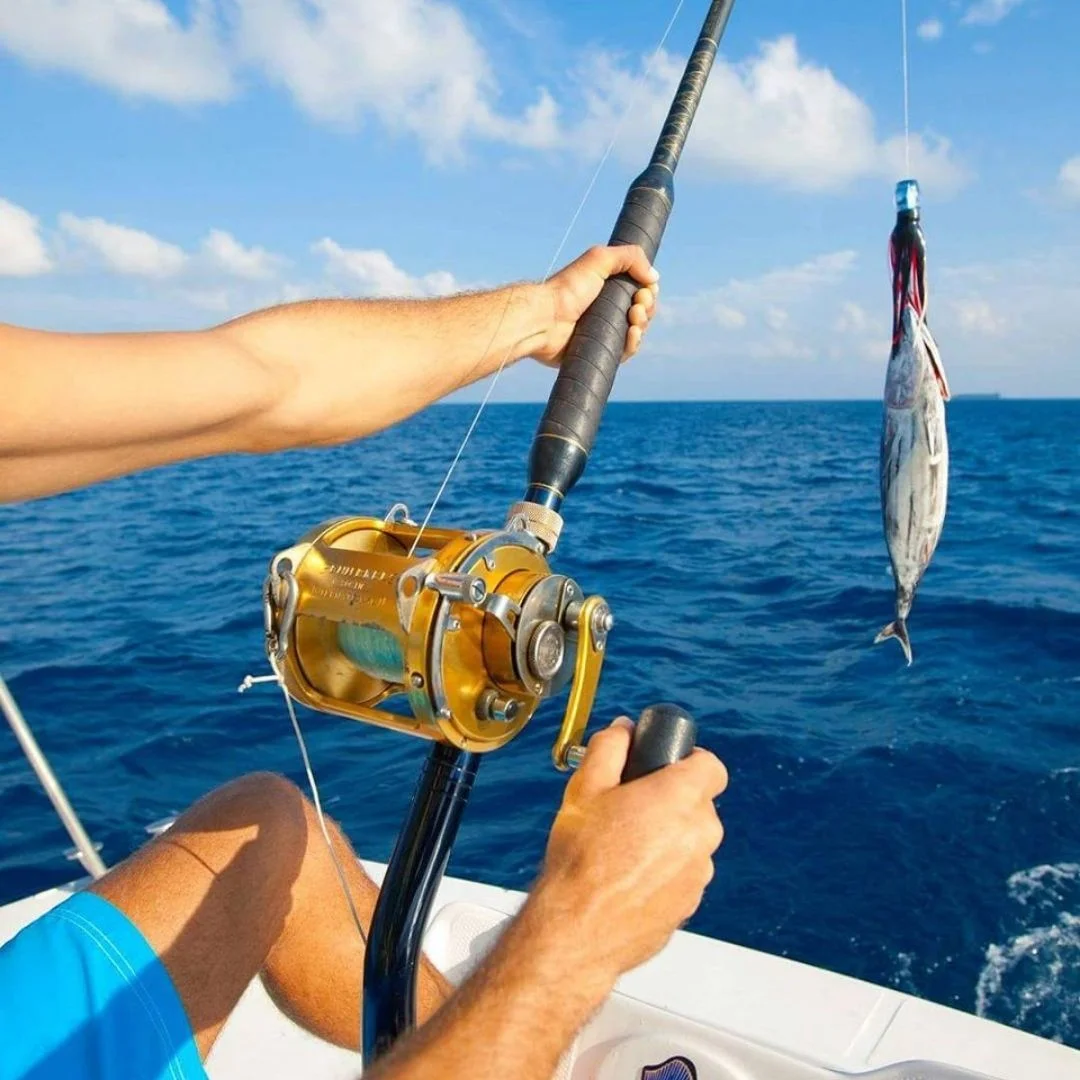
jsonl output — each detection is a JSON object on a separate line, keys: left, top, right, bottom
{"left": 527, "top": 166, "right": 674, "bottom": 500}
{"left": 621, "top": 703, "right": 697, "bottom": 784}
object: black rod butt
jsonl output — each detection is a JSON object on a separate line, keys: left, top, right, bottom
{"left": 621, "top": 703, "right": 697, "bottom": 783}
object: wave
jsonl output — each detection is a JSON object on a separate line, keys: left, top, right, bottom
{"left": 975, "top": 862, "right": 1080, "bottom": 1045}
{"left": 1007, "top": 863, "right": 1080, "bottom": 908}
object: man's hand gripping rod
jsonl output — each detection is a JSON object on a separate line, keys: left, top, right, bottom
{"left": 509, "top": 0, "right": 738, "bottom": 547}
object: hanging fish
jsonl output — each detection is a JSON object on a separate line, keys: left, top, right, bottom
{"left": 876, "top": 179, "right": 951, "bottom": 665}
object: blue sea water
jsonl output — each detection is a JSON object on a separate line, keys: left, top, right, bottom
{"left": 1, "top": 400, "right": 1078, "bottom": 1048}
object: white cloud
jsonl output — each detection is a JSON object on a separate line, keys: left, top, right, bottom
{"left": 950, "top": 296, "right": 1008, "bottom": 335}
{"left": 742, "top": 336, "right": 815, "bottom": 362}
{"left": 0, "top": 11, "right": 964, "bottom": 189}
{"left": 666, "top": 250, "right": 858, "bottom": 360}
{"left": 0, "top": 0, "right": 552, "bottom": 157}
{"left": 173, "top": 286, "right": 233, "bottom": 312}
{"left": 313, "top": 238, "right": 459, "bottom": 298}
{"left": 835, "top": 302, "right": 872, "bottom": 336}
{"left": 832, "top": 302, "right": 888, "bottom": 363}
{"left": 879, "top": 133, "right": 966, "bottom": 189}
{"left": 202, "top": 229, "right": 283, "bottom": 280}
{"left": 917, "top": 18, "right": 944, "bottom": 41}
{"left": 570, "top": 37, "right": 967, "bottom": 194}
{"left": 765, "top": 306, "right": 789, "bottom": 331}
{"left": 480, "top": 89, "right": 561, "bottom": 150}
{"left": 713, "top": 305, "right": 747, "bottom": 329}
{"left": 0, "top": 0, "right": 232, "bottom": 103}
{"left": 0, "top": 198, "right": 52, "bottom": 276}
{"left": 961, "top": 0, "right": 1026, "bottom": 26}
{"left": 8, "top": 195, "right": 453, "bottom": 303}
{"left": 639, "top": 245, "right": 1080, "bottom": 398}
{"left": 279, "top": 282, "right": 323, "bottom": 304}
{"left": 226, "top": 0, "right": 557, "bottom": 156}
{"left": 653, "top": 249, "right": 911, "bottom": 384}
{"left": 55, "top": 215, "right": 292, "bottom": 283}
{"left": 933, "top": 251, "right": 1080, "bottom": 394}
{"left": 58, "top": 213, "right": 188, "bottom": 278}
{"left": 1057, "top": 156, "right": 1080, "bottom": 204}
{"left": 712, "top": 250, "right": 858, "bottom": 313}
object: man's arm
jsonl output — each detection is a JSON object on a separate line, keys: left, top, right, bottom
{"left": 0, "top": 245, "right": 657, "bottom": 503}
{"left": 367, "top": 718, "right": 728, "bottom": 1080}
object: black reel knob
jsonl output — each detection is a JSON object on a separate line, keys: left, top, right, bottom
{"left": 621, "top": 702, "right": 697, "bottom": 783}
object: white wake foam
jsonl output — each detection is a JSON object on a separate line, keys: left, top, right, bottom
{"left": 1006, "top": 862, "right": 1080, "bottom": 907}
{"left": 975, "top": 863, "right": 1080, "bottom": 1044}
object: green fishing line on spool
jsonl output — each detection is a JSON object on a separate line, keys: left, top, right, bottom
{"left": 337, "top": 623, "right": 406, "bottom": 684}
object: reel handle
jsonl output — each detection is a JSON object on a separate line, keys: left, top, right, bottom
{"left": 621, "top": 702, "right": 697, "bottom": 783}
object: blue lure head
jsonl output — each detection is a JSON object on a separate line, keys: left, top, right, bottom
{"left": 895, "top": 178, "right": 921, "bottom": 213}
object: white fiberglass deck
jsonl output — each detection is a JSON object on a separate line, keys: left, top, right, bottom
{"left": 1, "top": 863, "right": 1076, "bottom": 1079}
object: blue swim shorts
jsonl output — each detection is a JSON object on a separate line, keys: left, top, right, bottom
{"left": 0, "top": 889, "right": 206, "bottom": 1080}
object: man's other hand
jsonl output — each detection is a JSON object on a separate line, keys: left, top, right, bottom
{"left": 531, "top": 716, "right": 727, "bottom": 991}
{"left": 535, "top": 245, "right": 660, "bottom": 367}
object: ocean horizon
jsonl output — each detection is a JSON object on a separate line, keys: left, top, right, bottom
{"left": 437, "top": 394, "right": 1078, "bottom": 405}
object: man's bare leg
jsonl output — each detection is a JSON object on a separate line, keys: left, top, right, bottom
{"left": 90, "top": 772, "right": 452, "bottom": 1059}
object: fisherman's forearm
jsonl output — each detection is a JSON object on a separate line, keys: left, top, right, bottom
{"left": 224, "top": 283, "right": 552, "bottom": 451}
{"left": 1, "top": 243, "right": 655, "bottom": 501}
{"left": 0, "top": 283, "right": 551, "bottom": 501}
{"left": 367, "top": 882, "right": 614, "bottom": 1080}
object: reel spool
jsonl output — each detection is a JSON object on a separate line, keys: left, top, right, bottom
{"left": 263, "top": 505, "right": 611, "bottom": 769}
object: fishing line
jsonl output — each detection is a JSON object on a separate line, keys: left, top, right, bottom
{"left": 407, "top": 0, "right": 687, "bottom": 557}
{"left": 238, "top": 668, "right": 368, "bottom": 947}
{"left": 278, "top": 680, "right": 368, "bottom": 946}
{"left": 900, "top": 0, "right": 911, "bottom": 173}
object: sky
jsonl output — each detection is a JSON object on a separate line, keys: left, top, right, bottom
{"left": 1, "top": 0, "right": 1078, "bottom": 400}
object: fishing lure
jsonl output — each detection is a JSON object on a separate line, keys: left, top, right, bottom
{"left": 876, "top": 178, "right": 951, "bottom": 665}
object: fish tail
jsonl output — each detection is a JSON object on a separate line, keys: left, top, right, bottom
{"left": 875, "top": 619, "right": 913, "bottom": 666}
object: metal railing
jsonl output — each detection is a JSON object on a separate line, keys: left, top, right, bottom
{"left": 0, "top": 674, "right": 106, "bottom": 879}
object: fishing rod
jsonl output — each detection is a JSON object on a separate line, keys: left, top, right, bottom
{"left": 261, "top": 0, "right": 737, "bottom": 1063}
{"left": 519, "top": 0, "right": 738, "bottom": 527}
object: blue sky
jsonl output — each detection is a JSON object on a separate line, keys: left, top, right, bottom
{"left": 1, "top": 0, "right": 1078, "bottom": 399}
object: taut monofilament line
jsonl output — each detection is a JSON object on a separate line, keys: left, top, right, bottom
{"left": 901, "top": 0, "right": 912, "bottom": 173}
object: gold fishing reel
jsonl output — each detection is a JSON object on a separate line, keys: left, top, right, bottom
{"left": 263, "top": 505, "right": 611, "bottom": 769}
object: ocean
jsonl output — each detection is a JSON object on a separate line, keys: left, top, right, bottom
{"left": 1, "top": 400, "right": 1078, "bottom": 1048}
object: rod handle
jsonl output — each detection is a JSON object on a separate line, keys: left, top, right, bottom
{"left": 527, "top": 166, "right": 674, "bottom": 501}
{"left": 621, "top": 702, "right": 697, "bottom": 783}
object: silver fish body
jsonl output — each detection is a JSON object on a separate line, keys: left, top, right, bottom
{"left": 877, "top": 305, "right": 950, "bottom": 664}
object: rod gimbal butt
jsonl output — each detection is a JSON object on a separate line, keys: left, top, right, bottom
{"left": 363, "top": 745, "right": 480, "bottom": 1063}
{"left": 621, "top": 703, "right": 697, "bottom": 783}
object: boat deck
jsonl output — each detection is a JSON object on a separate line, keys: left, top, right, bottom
{"left": 1, "top": 863, "right": 1076, "bottom": 1079}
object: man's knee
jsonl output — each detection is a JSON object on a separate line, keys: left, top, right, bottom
{"left": 185, "top": 771, "right": 310, "bottom": 858}
{"left": 223, "top": 770, "right": 306, "bottom": 811}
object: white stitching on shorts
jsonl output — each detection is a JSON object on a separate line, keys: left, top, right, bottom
{"left": 47, "top": 906, "right": 191, "bottom": 1080}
